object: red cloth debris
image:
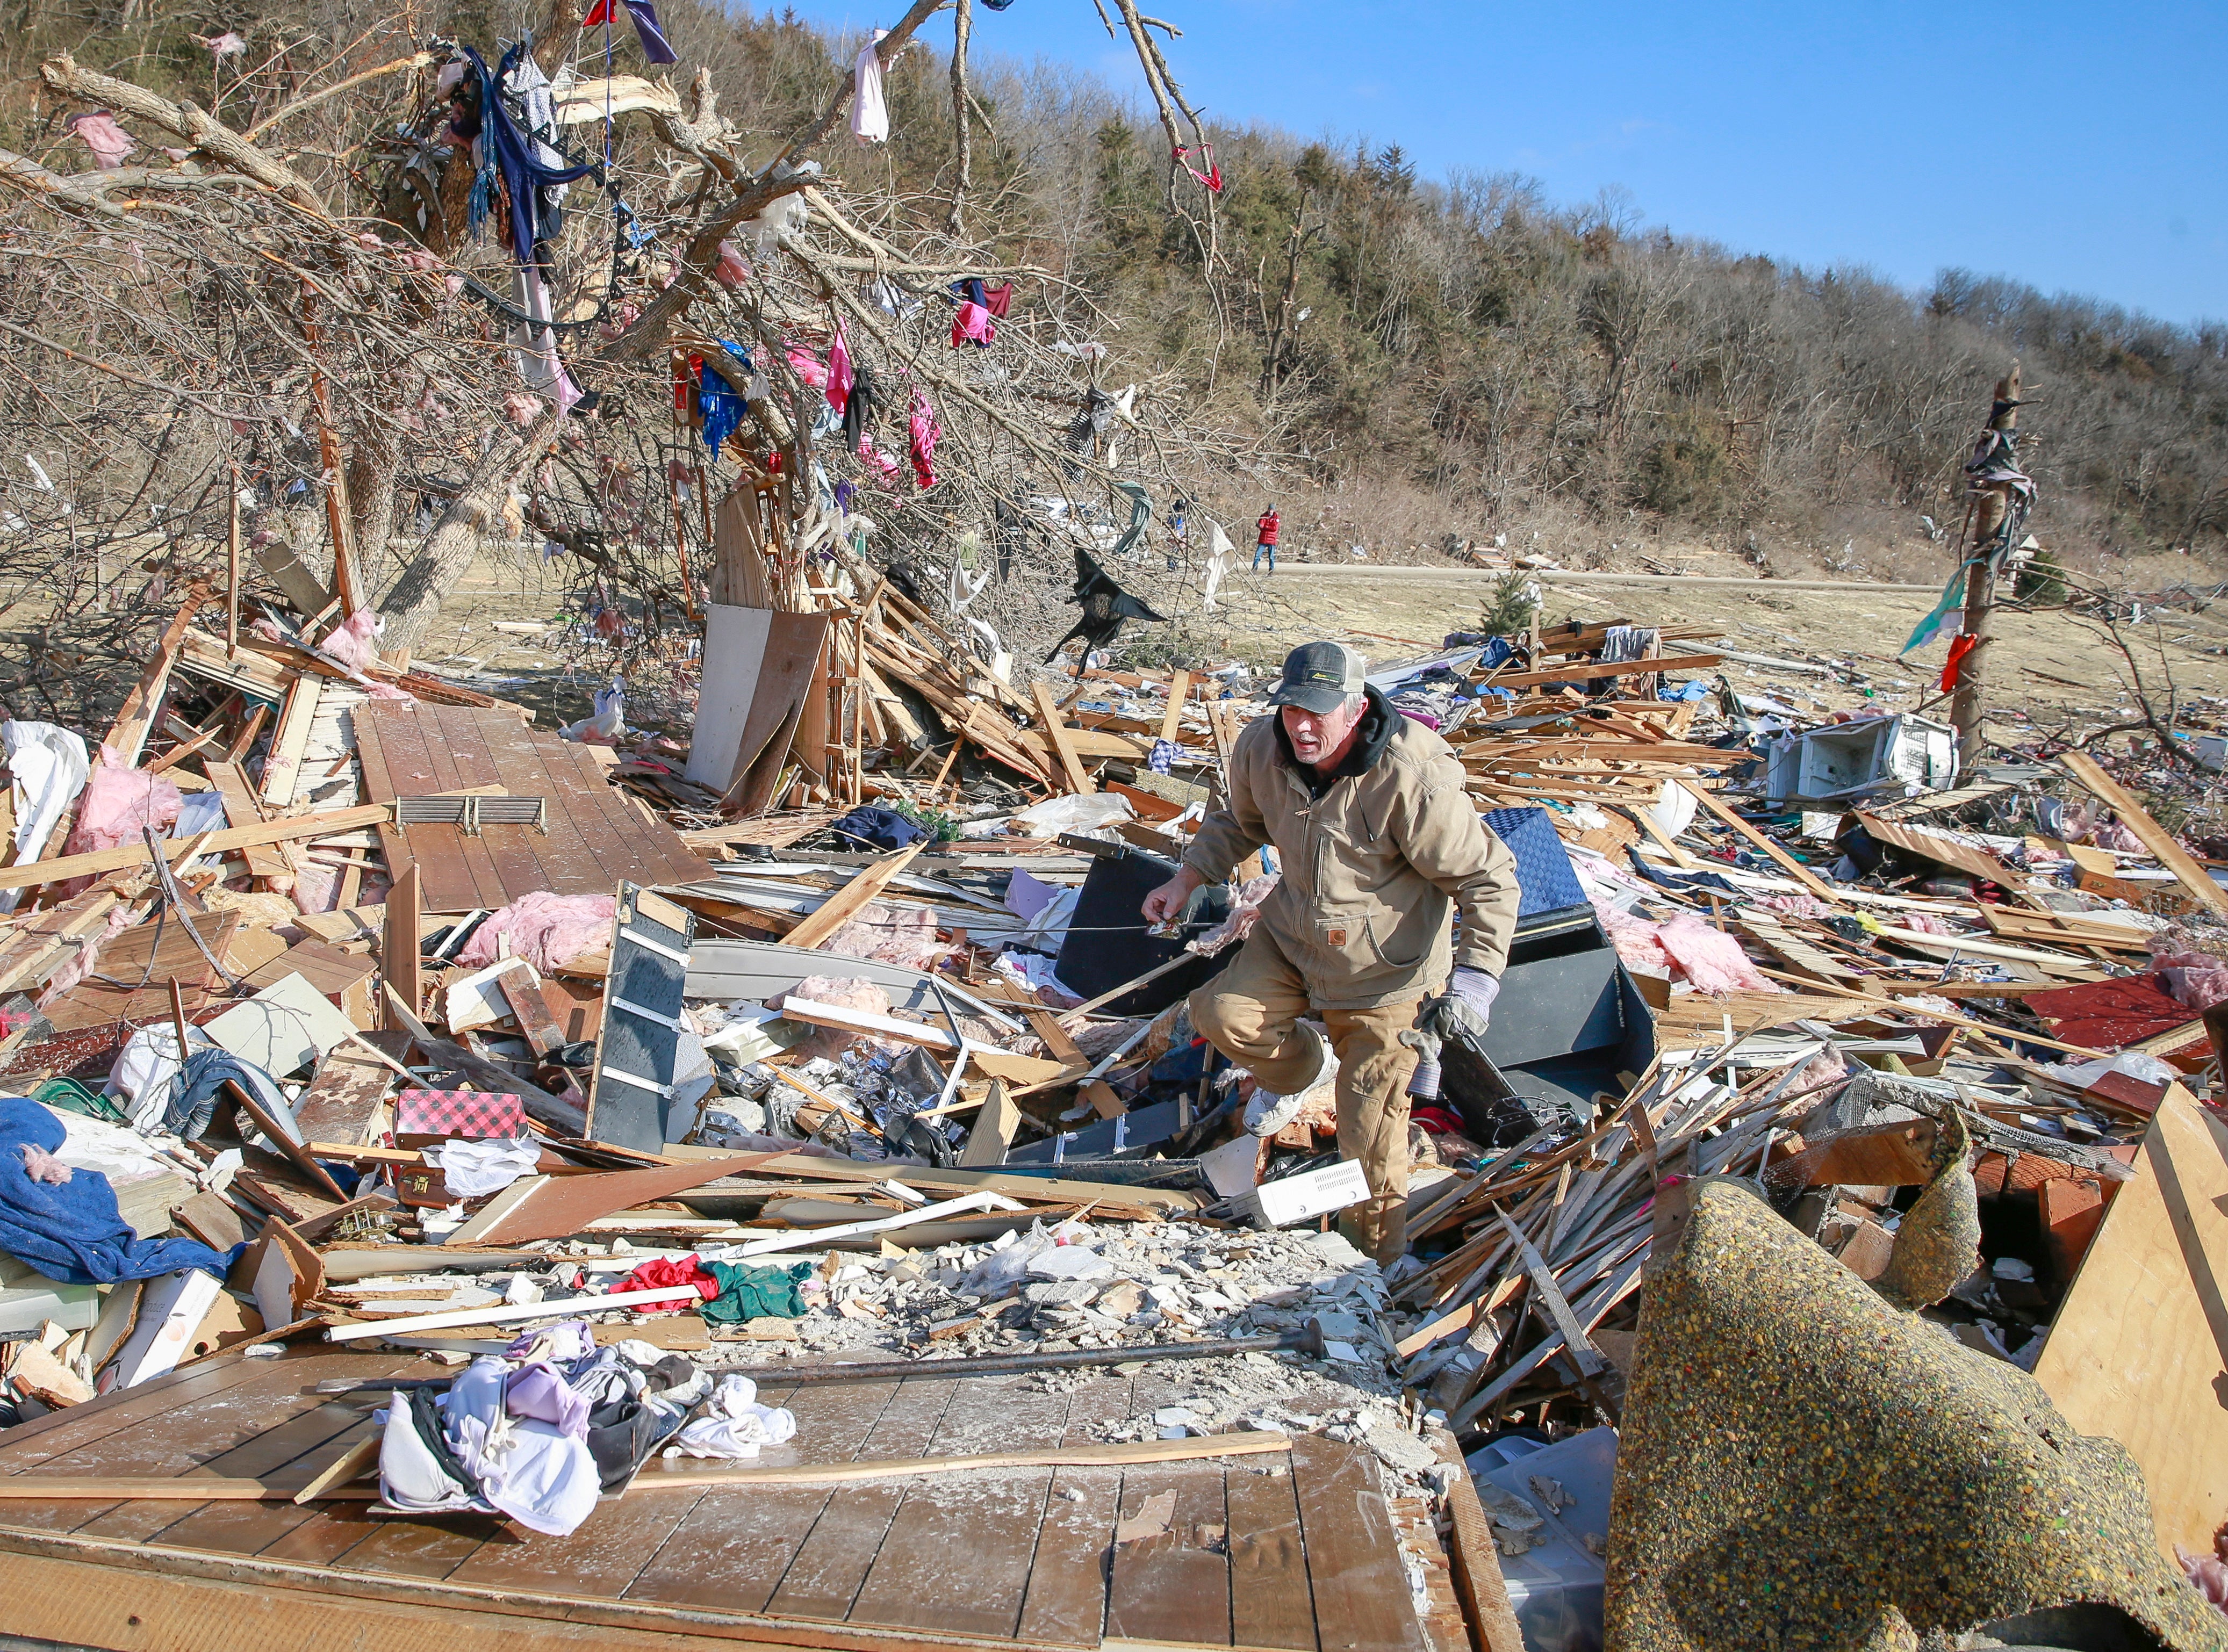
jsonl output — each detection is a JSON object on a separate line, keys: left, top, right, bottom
{"left": 614, "top": 1254, "right": 718, "bottom": 1306}
{"left": 1939, "top": 633, "right": 1978, "bottom": 691}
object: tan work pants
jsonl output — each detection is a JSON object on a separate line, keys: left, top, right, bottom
{"left": 1188, "top": 928, "right": 1420, "bottom": 1265}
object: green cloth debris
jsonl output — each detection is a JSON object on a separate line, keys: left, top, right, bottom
{"left": 702, "top": 1259, "right": 813, "bottom": 1323}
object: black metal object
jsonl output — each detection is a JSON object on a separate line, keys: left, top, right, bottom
{"left": 1053, "top": 846, "right": 1234, "bottom": 1017}
{"left": 1441, "top": 904, "right": 1657, "bottom": 1145}
{"left": 315, "top": 1318, "right": 1328, "bottom": 1397}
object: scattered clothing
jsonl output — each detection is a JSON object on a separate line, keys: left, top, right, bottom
{"left": 825, "top": 327, "right": 854, "bottom": 415}
{"left": 908, "top": 391, "right": 940, "bottom": 488}
{"left": 851, "top": 30, "right": 890, "bottom": 143}
{"left": 950, "top": 300, "right": 995, "bottom": 349}
{"left": 701, "top": 1259, "right": 814, "bottom": 1323}
{"left": 695, "top": 344, "right": 752, "bottom": 461}
{"left": 669, "top": 1374, "right": 797, "bottom": 1460}
{"left": 458, "top": 45, "right": 597, "bottom": 266}
{"left": 581, "top": 0, "right": 678, "bottom": 63}
{"left": 828, "top": 804, "right": 927, "bottom": 852}
{"left": 432, "top": 1137, "right": 543, "bottom": 1200}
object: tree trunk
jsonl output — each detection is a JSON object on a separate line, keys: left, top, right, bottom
{"left": 375, "top": 407, "right": 559, "bottom": 653}
{"left": 1949, "top": 363, "right": 2021, "bottom": 782}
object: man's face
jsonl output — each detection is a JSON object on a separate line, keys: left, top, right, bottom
{"left": 1281, "top": 697, "right": 1363, "bottom": 767}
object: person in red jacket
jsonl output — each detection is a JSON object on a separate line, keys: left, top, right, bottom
{"left": 1253, "top": 504, "right": 1280, "bottom": 572}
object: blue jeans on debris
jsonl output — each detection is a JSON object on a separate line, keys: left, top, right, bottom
{"left": 1253, "top": 543, "right": 1276, "bottom": 571}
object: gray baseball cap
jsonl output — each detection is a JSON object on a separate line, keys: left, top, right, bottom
{"left": 1267, "top": 640, "right": 1366, "bottom": 713}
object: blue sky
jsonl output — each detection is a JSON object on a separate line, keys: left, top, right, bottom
{"left": 763, "top": 0, "right": 2225, "bottom": 326}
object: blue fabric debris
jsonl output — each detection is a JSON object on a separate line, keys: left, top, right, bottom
{"left": 0, "top": 1096, "right": 238, "bottom": 1283}
{"left": 698, "top": 341, "right": 752, "bottom": 460}
{"left": 460, "top": 44, "right": 598, "bottom": 265}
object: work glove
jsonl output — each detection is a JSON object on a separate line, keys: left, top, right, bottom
{"left": 1403, "top": 966, "right": 1500, "bottom": 1101}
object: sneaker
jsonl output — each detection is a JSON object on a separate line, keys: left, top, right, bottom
{"left": 1244, "top": 1085, "right": 1307, "bottom": 1137}
{"left": 1242, "top": 1025, "right": 1330, "bottom": 1136}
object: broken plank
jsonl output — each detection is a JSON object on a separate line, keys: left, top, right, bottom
{"left": 1030, "top": 680, "right": 1097, "bottom": 795}
{"left": 260, "top": 676, "right": 321, "bottom": 807}
{"left": 0, "top": 804, "right": 391, "bottom": 892}
{"left": 2059, "top": 751, "right": 2228, "bottom": 919}
{"left": 778, "top": 841, "right": 926, "bottom": 951}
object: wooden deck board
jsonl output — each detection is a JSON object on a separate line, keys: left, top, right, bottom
{"left": 365, "top": 703, "right": 507, "bottom": 910}
{"left": 1289, "top": 1437, "right": 1429, "bottom": 1652}
{"left": 356, "top": 703, "right": 711, "bottom": 906}
{"left": 622, "top": 1379, "right": 900, "bottom": 1614}
{"left": 333, "top": 1510, "right": 508, "bottom": 1580}
{"left": 1103, "top": 1459, "right": 1234, "bottom": 1649}
{"left": 1016, "top": 1375, "right": 1133, "bottom": 1650}
{"left": 843, "top": 1376, "right": 1072, "bottom": 1641}
{"left": 1227, "top": 1461, "right": 1319, "bottom": 1652}
{"left": 348, "top": 708, "right": 418, "bottom": 888}
{"left": 133, "top": 1492, "right": 327, "bottom": 1557}
{"left": 761, "top": 1375, "right": 957, "bottom": 1624}
{"left": 432, "top": 704, "right": 555, "bottom": 901}
{"left": 0, "top": 1351, "right": 1435, "bottom": 1652}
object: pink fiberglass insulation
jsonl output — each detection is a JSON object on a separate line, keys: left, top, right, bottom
{"left": 456, "top": 892, "right": 618, "bottom": 973}
{"left": 816, "top": 901, "right": 944, "bottom": 972}
{"left": 1593, "top": 898, "right": 1673, "bottom": 975}
{"left": 2155, "top": 950, "right": 2228, "bottom": 1013}
{"left": 1188, "top": 872, "right": 1280, "bottom": 957}
{"left": 324, "top": 610, "right": 414, "bottom": 694}
{"left": 59, "top": 749, "right": 182, "bottom": 896}
{"left": 1657, "top": 913, "right": 1780, "bottom": 994}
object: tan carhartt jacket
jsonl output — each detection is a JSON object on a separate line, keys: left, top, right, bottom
{"left": 1182, "top": 692, "right": 1521, "bottom": 1009}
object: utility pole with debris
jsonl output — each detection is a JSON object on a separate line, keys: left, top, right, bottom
{"left": 1949, "top": 363, "right": 2033, "bottom": 782}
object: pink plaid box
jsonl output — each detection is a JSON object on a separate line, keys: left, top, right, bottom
{"left": 393, "top": 1087, "right": 526, "bottom": 1140}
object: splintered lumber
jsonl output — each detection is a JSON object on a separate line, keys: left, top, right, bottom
{"left": 0, "top": 889, "right": 121, "bottom": 995}
{"left": 441, "top": 1153, "right": 774, "bottom": 1246}
{"left": 202, "top": 759, "right": 290, "bottom": 882}
{"left": 101, "top": 585, "right": 210, "bottom": 766}
{"left": 1031, "top": 680, "right": 1097, "bottom": 794}
{"left": 291, "top": 1047, "right": 394, "bottom": 1145}
{"left": 1472, "top": 652, "right": 1722, "bottom": 691}
{"left": 774, "top": 994, "right": 1066, "bottom": 1085}
{"left": 779, "top": 841, "right": 926, "bottom": 949}
{"left": 2060, "top": 751, "right": 2228, "bottom": 919}
{"left": 1673, "top": 776, "right": 1838, "bottom": 901}
{"left": 326, "top": 1283, "right": 706, "bottom": 1340}
{"left": 260, "top": 675, "right": 321, "bottom": 806}
{"left": 382, "top": 860, "right": 421, "bottom": 1020}
{"left": 1160, "top": 669, "right": 1192, "bottom": 743}
{"left": 0, "top": 803, "right": 391, "bottom": 891}
{"left": 661, "top": 1144, "right": 1207, "bottom": 1218}
{"left": 0, "top": 1432, "right": 1294, "bottom": 1504}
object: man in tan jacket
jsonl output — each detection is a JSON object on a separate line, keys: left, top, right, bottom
{"left": 1142, "top": 641, "right": 1521, "bottom": 1263}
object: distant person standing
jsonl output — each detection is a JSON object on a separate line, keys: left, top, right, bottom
{"left": 1254, "top": 504, "right": 1280, "bottom": 573}
{"left": 1168, "top": 496, "right": 1190, "bottom": 571}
